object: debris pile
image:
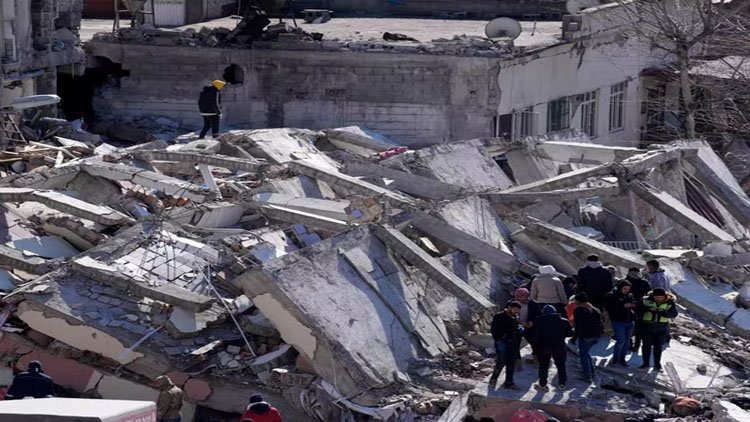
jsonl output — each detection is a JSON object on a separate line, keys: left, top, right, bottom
{"left": 0, "top": 123, "right": 749, "bottom": 420}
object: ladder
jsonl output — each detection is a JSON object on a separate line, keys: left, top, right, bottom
{"left": 0, "top": 111, "right": 27, "bottom": 145}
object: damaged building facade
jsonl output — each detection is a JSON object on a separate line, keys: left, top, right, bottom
{"left": 0, "top": 0, "right": 84, "bottom": 106}
{"left": 77, "top": 2, "right": 684, "bottom": 147}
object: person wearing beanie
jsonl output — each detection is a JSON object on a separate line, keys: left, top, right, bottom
{"left": 605, "top": 280, "right": 636, "bottom": 367}
{"left": 197, "top": 79, "right": 226, "bottom": 139}
{"left": 573, "top": 293, "right": 603, "bottom": 382}
{"left": 576, "top": 255, "right": 613, "bottom": 312}
{"left": 5, "top": 360, "right": 54, "bottom": 400}
{"left": 489, "top": 301, "right": 525, "bottom": 389}
{"left": 530, "top": 265, "right": 568, "bottom": 315}
{"left": 241, "top": 393, "right": 282, "bottom": 422}
{"left": 531, "top": 305, "right": 573, "bottom": 390}
{"left": 636, "top": 289, "right": 677, "bottom": 372}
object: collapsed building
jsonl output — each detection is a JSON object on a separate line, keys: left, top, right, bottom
{"left": 0, "top": 0, "right": 749, "bottom": 421}
{"left": 0, "top": 122, "right": 748, "bottom": 420}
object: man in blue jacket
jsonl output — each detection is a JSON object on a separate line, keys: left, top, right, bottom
{"left": 5, "top": 361, "right": 54, "bottom": 400}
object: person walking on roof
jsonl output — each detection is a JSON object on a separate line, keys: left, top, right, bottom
{"left": 490, "top": 301, "right": 526, "bottom": 389}
{"left": 531, "top": 305, "right": 573, "bottom": 390}
{"left": 198, "top": 80, "right": 226, "bottom": 139}
{"left": 636, "top": 288, "right": 677, "bottom": 372}
{"left": 241, "top": 393, "right": 282, "bottom": 422}
{"left": 605, "top": 280, "right": 636, "bottom": 367}
{"left": 155, "top": 375, "right": 183, "bottom": 422}
{"left": 4, "top": 361, "right": 54, "bottom": 400}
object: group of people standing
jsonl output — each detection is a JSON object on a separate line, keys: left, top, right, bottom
{"left": 490, "top": 255, "right": 678, "bottom": 390}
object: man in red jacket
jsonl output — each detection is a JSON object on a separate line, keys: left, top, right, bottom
{"left": 240, "top": 394, "right": 282, "bottom": 422}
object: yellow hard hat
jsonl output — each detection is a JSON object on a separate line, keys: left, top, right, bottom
{"left": 212, "top": 80, "right": 226, "bottom": 90}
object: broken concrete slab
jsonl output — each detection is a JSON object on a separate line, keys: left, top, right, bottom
{"left": 0, "top": 244, "right": 56, "bottom": 274}
{"left": 534, "top": 141, "right": 645, "bottom": 165}
{"left": 289, "top": 160, "right": 415, "bottom": 207}
{"left": 7, "top": 236, "right": 79, "bottom": 259}
{"left": 687, "top": 258, "right": 750, "bottom": 286}
{"left": 485, "top": 185, "right": 620, "bottom": 205}
{"left": 383, "top": 140, "right": 514, "bottom": 190}
{"left": 72, "top": 257, "right": 213, "bottom": 312}
{"left": 343, "top": 161, "right": 467, "bottom": 201}
{"left": 522, "top": 217, "right": 645, "bottom": 269}
{"left": 236, "top": 225, "right": 450, "bottom": 403}
{"left": 133, "top": 150, "right": 268, "bottom": 173}
{"left": 629, "top": 180, "right": 736, "bottom": 243}
{"left": 221, "top": 128, "right": 338, "bottom": 171}
{"left": 614, "top": 147, "right": 691, "bottom": 176}
{"left": 247, "top": 344, "right": 294, "bottom": 374}
{"left": 501, "top": 164, "right": 612, "bottom": 193}
{"left": 80, "top": 162, "right": 214, "bottom": 203}
{"left": 3, "top": 165, "right": 82, "bottom": 189}
{"left": 680, "top": 140, "right": 750, "bottom": 228}
{"left": 251, "top": 193, "right": 350, "bottom": 221}
{"left": 411, "top": 197, "right": 518, "bottom": 273}
{"left": 0, "top": 188, "right": 134, "bottom": 226}
{"left": 323, "top": 126, "right": 397, "bottom": 156}
{"left": 259, "top": 204, "right": 350, "bottom": 233}
{"left": 341, "top": 246, "right": 451, "bottom": 357}
{"left": 373, "top": 224, "right": 494, "bottom": 311}
{"left": 661, "top": 261, "right": 739, "bottom": 327}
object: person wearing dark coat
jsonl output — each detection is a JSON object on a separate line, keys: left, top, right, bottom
{"left": 572, "top": 293, "right": 603, "bottom": 382}
{"left": 198, "top": 80, "right": 226, "bottom": 139}
{"left": 490, "top": 301, "right": 525, "bottom": 389}
{"left": 576, "top": 255, "right": 614, "bottom": 312}
{"left": 625, "top": 268, "right": 651, "bottom": 352}
{"left": 636, "top": 289, "right": 677, "bottom": 372}
{"left": 531, "top": 305, "right": 573, "bottom": 389}
{"left": 604, "top": 280, "right": 637, "bottom": 366}
{"left": 5, "top": 361, "right": 54, "bottom": 400}
{"left": 512, "top": 287, "right": 541, "bottom": 355}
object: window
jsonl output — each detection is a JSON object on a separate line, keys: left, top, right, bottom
{"left": 609, "top": 81, "right": 627, "bottom": 132}
{"left": 512, "top": 106, "right": 535, "bottom": 139}
{"left": 580, "top": 90, "right": 598, "bottom": 137}
{"left": 492, "top": 114, "right": 512, "bottom": 138}
{"left": 547, "top": 97, "right": 570, "bottom": 132}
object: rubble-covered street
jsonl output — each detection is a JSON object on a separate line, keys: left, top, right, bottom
{"left": 1, "top": 0, "right": 750, "bottom": 421}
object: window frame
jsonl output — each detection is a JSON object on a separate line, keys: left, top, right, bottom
{"left": 609, "top": 81, "right": 627, "bottom": 132}
{"left": 547, "top": 97, "right": 571, "bottom": 132}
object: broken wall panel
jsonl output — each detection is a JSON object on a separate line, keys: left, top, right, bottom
{"left": 382, "top": 140, "right": 514, "bottom": 190}
{"left": 629, "top": 180, "right": 736, "bottom": 243}
{"left": 236, "top": 225, "right": 445, "bottom": 403}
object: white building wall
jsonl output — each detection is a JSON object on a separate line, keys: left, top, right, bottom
{"left": 497, "top": 35, "right": 664, "bottom": 147}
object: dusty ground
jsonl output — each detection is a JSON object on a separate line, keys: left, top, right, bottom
{"left": 80, "top": 17, "right": 563, "bottom": 48}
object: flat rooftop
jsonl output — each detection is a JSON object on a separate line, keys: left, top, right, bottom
{"left": 81, "top": 17, "right": 563, "bottom": 51}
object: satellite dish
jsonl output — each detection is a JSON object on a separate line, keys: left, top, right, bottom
{"left": 566, "top": 0, "right": 601, "bottom": 15}
{"left": 485, "top": 17, "right": 523, "bottom": 40}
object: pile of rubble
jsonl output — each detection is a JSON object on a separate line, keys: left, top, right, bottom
{"left": 91, "top": 14, "right": 519, "bottom": 58}
{"left": 1, "top": 122, "right": 750, "bottom": 421}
